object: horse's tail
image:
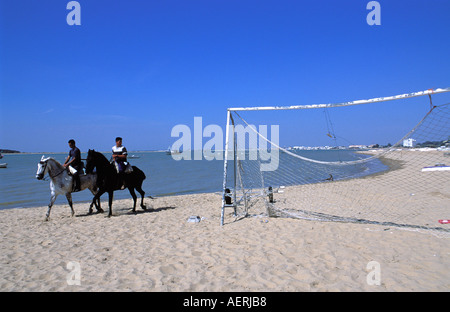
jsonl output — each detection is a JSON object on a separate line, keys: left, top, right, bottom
{"left": 132, "top": 166, "right": 146, "bottom": 181}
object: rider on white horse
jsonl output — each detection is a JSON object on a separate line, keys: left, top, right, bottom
{"left": 64, "top": 139, "right": 83, "bottom": 192}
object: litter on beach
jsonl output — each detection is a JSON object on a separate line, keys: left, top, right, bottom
{"left": 421, "top": 164, "right": 450, "bottom": 172}
{"left": 187, "top": 216, "right": 201, "bottom": 223}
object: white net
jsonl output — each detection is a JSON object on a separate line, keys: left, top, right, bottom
{"left": 222, "top": 90, "right": 450, "bottom": 237}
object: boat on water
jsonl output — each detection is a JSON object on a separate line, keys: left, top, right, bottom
{"left": 128, "top": 155, "right": 140, "bottom": 159}
{"left": 0, "top": 163, "right": 7, "bottom": 168}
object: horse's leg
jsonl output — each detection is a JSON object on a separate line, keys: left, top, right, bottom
{"left": 88, "top": 188, "right": 96, "bottom": 214}
{"left": 97, "top": 197, "right": 101, "bottom": 212}
{"left": 135, "top": 184, "right": 146, "bottom": 210}
{"left": 128, "top": 188, "right": 137, "bottom": 213}
{"left": 66, "top": 193, "right": 75, "bottom": 217}
{"left": 89, "top": 187, "right": 104, "bottom": 213}
{"left": 45, "top": 193, "right": 57, "bottom": 221}
{"left": 108, "top": 190, "right": 114, "bottom": 217}
{"left": 90, "top": 189, "right": 105, "bottom": 214}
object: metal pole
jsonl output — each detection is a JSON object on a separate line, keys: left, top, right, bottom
{"left": 233, "top": 132, "right": 237, "bottom": 217}
{"left": 231, "top": 114, "right": 237, "bottom": 217}
{"left": 220, "top": 110, "right": 232, "bottom": 226}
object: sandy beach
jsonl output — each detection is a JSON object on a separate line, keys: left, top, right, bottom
{"left": 0, "top": 150, "right": 449, "bottom": 292}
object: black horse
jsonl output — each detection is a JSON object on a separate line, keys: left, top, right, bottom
{"left": 85, "top": 149, "right": 147, "bottom": 217}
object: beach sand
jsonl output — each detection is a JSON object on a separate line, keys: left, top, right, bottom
{"left": 0, "top": 150, "right": 449, "bottom": 292}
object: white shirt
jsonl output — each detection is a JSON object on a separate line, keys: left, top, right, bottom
{"left": 112, "top": 145, "right": 127, "bottom": 157}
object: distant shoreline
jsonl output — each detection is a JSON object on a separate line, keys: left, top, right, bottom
{"left": 356, "top": 149, "right": 406, "bottom": 179}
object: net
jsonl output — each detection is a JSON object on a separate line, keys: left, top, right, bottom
{"left": 221, "top": 89, "right": 450, "bottom": 237}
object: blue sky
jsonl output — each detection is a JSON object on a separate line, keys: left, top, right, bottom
{"left": 1, "top": 0, "right": 449, "bottom": 152}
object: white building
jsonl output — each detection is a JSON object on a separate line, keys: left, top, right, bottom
{"left": 403, "top": 138, "right": 416, "bottom": 148}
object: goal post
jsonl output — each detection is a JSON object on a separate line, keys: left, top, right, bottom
{"left": 220, "top": 87, "right": 450, "bottom": 236}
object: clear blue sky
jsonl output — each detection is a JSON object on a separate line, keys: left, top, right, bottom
{"left": 1, "top": 0, "right": 449, "bottom": 152}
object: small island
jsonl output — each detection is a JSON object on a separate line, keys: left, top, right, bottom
{"left": 0, "top": 149, "right": 21, "bottom": 154}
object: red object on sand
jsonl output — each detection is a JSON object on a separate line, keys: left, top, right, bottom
{"left": 438, "top": 220, "right": 450, "bottom": 224}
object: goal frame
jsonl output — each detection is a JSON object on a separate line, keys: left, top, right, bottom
{"left": 220, "top": 87, "right": 450, "bottom": 225}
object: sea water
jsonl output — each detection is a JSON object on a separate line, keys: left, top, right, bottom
{"left": 0, "top": 150, "right": 388, "bottom": 210}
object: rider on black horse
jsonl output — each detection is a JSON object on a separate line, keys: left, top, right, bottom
{"left": 112, "top": 137, "right": 132, "bottom": 189}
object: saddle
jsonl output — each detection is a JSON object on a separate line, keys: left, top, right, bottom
{"left": 67, "top": 162, "right": 84, "bottom": 192}
{"left": 67, "top": 161, "right": 85, "bottom": 176}
{"left": 113, "top": 161, "right": 133, "bottom": 174}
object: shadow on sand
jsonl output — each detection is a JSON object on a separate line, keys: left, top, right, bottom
{"left": 76, "top": 206, "right": 176, "bottom": 218}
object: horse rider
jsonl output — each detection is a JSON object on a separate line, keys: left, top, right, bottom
{"left": 112, "top": 137, "right": 129, "bottom": 189}
{"left": 64, "top": 139, "right": 83, "bottom": 192}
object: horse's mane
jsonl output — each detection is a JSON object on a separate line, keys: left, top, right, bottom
{"left": 42, "top": 156, "right": 62, "bottom": 166}
{"left": 90, "top": 150, "right": 111, "bottom": 166}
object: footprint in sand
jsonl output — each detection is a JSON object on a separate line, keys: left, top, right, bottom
{"left": 159, "top": 265, "right": 176, "bottom": 275}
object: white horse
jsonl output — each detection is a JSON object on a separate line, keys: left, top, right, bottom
{"left": 36, "top": 156, "right": 103, "bottom": 221}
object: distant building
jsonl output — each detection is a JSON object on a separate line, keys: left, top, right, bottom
{"left": 349, "top": 145, "right": 367, "bottom": 149}
{"left": 403, "top": 138, "right": 416, "bottom": 148}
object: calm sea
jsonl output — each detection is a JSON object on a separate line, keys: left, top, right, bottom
{"left": 0, "top": 150, "right": 387, "bottom": 210}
